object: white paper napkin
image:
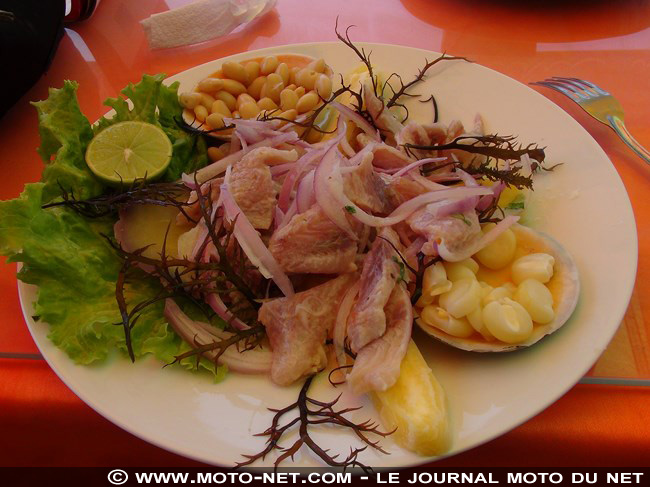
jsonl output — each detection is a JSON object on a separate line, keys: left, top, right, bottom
{"left": 141, "top": 0, "right": 277, "bottom": 50}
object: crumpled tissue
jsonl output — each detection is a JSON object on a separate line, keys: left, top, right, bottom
{"left": 141, "top": 0, "right": 277, "bottom": 50}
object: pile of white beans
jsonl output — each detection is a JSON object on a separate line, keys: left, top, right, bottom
{"left": 418, "top": 225, "right": 556, "bottom": 345}
{"left": 178, "top": 56, "right": 333, "bottom": 161}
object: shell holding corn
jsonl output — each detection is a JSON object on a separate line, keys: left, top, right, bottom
{"left": 416, "top": 224, "right": 580, "bottom": 352}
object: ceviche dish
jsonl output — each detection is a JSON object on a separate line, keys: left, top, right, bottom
{"left": 0, "top": 28, "right": 579, "bottom": 469}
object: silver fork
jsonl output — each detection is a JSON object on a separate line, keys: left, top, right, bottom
{"left": 531, "top": 77, "right": 650, "bottom": 164}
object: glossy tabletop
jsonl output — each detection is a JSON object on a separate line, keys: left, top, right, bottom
{"left": 1, "top": 0, "right": 649, "bottom": 467}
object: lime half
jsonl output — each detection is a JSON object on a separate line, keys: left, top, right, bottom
{"left": 86, "top": 121, "right": 173, "bottom": 185}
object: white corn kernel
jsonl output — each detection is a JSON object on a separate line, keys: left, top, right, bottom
{"left": 215, "top": 91, "right": 237, "bottom": 111}
{"left": 244, "top": 61, "right": 260, "bottom": 85}
{"left": 514, "top": 279, "right": 555, "bottom": 324}
{"left": 206, "top": 112, "right": 225, "bottom": 129}
{"left": 438, "top": 278, "right": 482, "bottom": 319}
{"left": 423, "top": 262, "right": 453, "bottom": 297}
{"left": 421, "top": 306, "right": 474, "bottom": 338}
{"left": 415, "top": 292, "right": 435, "bottom": 308}
{"left": 466, "top": 306, "right": 494, "bottom": 340}
{"left": 280, "top": 88, "right": 299, "bottom": 111}
{"left": 260, "top": 56, "right": 279, "bottom": 75}
{"left": 445, "top": 258, "right": 478, "bottom": 282}
{"left": 482, "top": 285, "right": 514, "bottom": 306}
{"left": 199, "top": 93, "right": 216, "bottom": 109}
{"left": 475, "top": 224, "right": 517, "bottom": 270}
{"left": 247, "top": 76, "right": 267, "bottom": 99}
{"left": 479, "top": 281, "right": 494, "bottom": 299}
{"left": 275, "top": 62, "right": 290, "bottom": 86}
{"left": 193, "top": 105, "right": 208, "bottom": 122}
{"left": 211, "top": 100, "right": 232, "bottom": 118}
{"left": 222, "top": 62, "right": 247, "bottom": 85}
{"left": 511, "top": 253, "right": 555, "bottom": 284}
{"left": 197, "top": 77, "right": 224, "bottom": 93}
{"left": 221, "top": 79, "right": 247, "bottom": 96}
{"left": 295, "top": 91, "right": 320, "bottom": 113}
{"left": 483, "top": 298, "right": 533, "bottom": 344}
{"left": 179, "top": 92, "right": 201, "bottom": 109}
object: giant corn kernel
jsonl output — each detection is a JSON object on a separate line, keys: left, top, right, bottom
{"left": 514, "top": 279, "right": 555, "bottom": 324}
{"left": 466, "top": 306, "right": 493, "bottom": 340}
{"left": 475, "top": 224, "right": 517, "bottom": 270}
{"left": 482, "top": 285, "right": 514, "bottom": 306}
{"left": 421, "top": 306, "right": 474, "bottom": 338}
{"left": 422, "top": 262, "right": 452, "bottom": 297}
{"left": 511, "top": 253, "right": 555, "bottom": 284}
{"left": 438, "top": 278, "right": 481, "bottom": 318}
{"left": 483, "top": 298, "right": 533, "bottom": 344}
{"left": 445, "top": 258, "right": 478, "bottom": 282}
{"left": 371, "top": 341, "right": 450, "bottom": 456}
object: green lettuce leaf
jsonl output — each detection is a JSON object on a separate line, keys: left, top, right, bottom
{"left": 0, "top": 74, "right": 220, "bottom": 379}
{"left": 32, "top": 81, "right": 103, "bottom": 204}
{"left": 0, "top": 183, "right": 225, "bottom": 380}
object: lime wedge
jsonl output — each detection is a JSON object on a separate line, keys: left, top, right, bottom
{"left": 85, "top": 121, "right": 173, "bottom": 185}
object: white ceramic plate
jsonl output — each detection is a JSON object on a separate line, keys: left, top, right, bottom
{"left": 20, "top": 42, "right": 637, "bottom": 468}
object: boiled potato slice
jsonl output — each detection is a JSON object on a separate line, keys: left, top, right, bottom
{"left": 371, "top": 340, "right": 450, "bottom": 456}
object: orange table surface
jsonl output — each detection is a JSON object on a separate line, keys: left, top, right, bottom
{"left": 1, "top": 0, "right": 650, "bottom": 467}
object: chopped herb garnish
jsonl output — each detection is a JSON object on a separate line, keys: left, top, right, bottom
{"left": 344, "top": 205, "right": 357, "bottom": 214}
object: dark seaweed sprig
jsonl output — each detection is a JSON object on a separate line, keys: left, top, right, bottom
{"left": 335, "top": 19, "right": 377, "bottom": 95}
{"left": 234, "top": 376, "right": 392, "bottom": 472}
{"left": 384, "top": 53, "right": 471, "bottom": 111}
{"left": 167, "top": 323, "right": 266, "bottom": 370}
{"left": 43, "top": 180, "right": 197, "bottom": 223}
{"left": 406, "top": 134, "right": 546, "bottom": 166}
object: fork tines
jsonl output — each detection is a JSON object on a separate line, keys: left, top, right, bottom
{"left": 530, "top": 77, "right": 609, "bottom": 102}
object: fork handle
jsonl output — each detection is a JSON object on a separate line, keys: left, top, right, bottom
{"left": 607, "top": 115, "right": 650, "bottom": 164}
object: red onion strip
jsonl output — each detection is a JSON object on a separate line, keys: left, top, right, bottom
{"left": 190, "top": 132, "right": 299, "bottom": 184}
{"left": 330, "top": 101, "right": 380, "bottom": 141}
{"left": 392, "top": 157, "right": 447, "bottom": 178}
{"left": 295, "top": 169, "right": 315, "bottom": 214}
{"left": 220, "top": 183, "right": 294, "bottom": 296}
{"left": 206, "top": 293, "right": 250, "bottom": 331}
{"left": 326, "top": 154, "right": 493, "bottom": 227}
{"left": 315, "top": 146, "right": 358, "bottom": 239}
{"left": 164, "top": 299, "right": 271, "bottom": 374}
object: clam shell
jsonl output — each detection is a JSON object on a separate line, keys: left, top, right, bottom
{"left": 416, "top": 224, "right": 580, "bottom": 352}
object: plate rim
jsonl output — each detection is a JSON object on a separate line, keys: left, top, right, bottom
{"left": 18, "top": 40, "right": 638, "bottom": 468}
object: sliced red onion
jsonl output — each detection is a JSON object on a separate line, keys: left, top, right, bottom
{"left": 409, "top": 171, "right": 447, "bottom": 192}
{"left": 333, "top": 281, "right": 360, "bottom": 368}
{"left": 206, "top": 293, "right": 250, "bottom": 331}
{"left": 164, "top": 299, "right": 271, "bottom": 374}
{"left": 277, "top": 149, "right": 322, "bottom": 212}
{"left": 454, "top": 168, "right": 479, "bottom": 187}
{"left": 347, "top": 142, "right": 375, "bottom": 166}
{"left": 438, "top": 215, "right": 520, "bottom": 262}
{"left": 314, "top": 145, "right": 358, "bottom": 240}
{"left": 392, "top": 157, "right": 447, "bottom": 178}
{"left": 336, "top": 112, "right": 356, "bottom": 158}
{"left": 476, "top": 182, "right": 505, "bottom": 212}
{"left": 330, "top": 170, "right": 492, "bottom": 228}
{"left": 330, "top": 101, "right": 380, "bottom": 141}
{"left": 273, "top": 206, "right": 284, "bottom": 231}
{"left": 295, "top": 169, "right": 315, "bottom": 214}
{"left": 190, "top": 132, "right": 299, "bottom": 184}
{"left": 220, "top": 182, "right": 294, "bottom": 297}
{"left": 269, "top": 162, "right": 295, "bottom": 178}
{"left": 278, "top": 199, "right": 297, "bottom": 229}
